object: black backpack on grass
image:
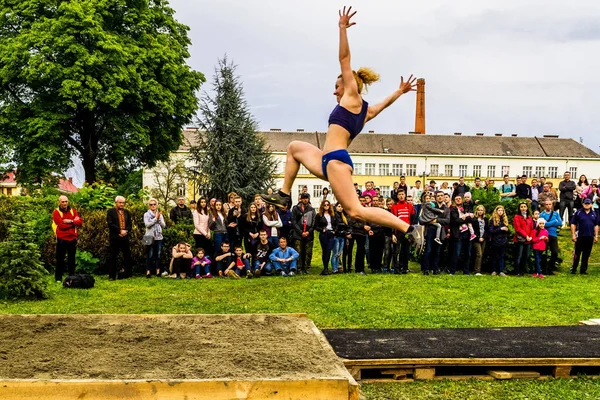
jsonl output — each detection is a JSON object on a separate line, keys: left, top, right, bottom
{"left": 63, "top": 274, "right": 95, "bottom": 289}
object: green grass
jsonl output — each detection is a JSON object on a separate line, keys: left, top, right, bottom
{"left": 362, "top": 378, "right": 600, "bottom": 400}
{"left": 2, "top": 232, "right": 600, "bottom": 399}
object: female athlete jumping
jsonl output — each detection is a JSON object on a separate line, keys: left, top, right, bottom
{"left": 262, "top": 6, "right": 423, "bottom": 248}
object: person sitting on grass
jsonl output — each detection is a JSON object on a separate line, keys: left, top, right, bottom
{"left": 269, "top": 237, "right": 300, "bottom": 277}
{"left": 170, "top": 242, "right": 193, "bottom": 279}
{"left": 192, "top": 248, "right": 213, "bottom": 279}
{"left": 214, "top": 241, "right": 235, "bottom": 277}
{"left": 224, "top": 245, "right": 252, "bottom": 279}
{"left": 253, "top": 230, "right": 276, "bottom": 277}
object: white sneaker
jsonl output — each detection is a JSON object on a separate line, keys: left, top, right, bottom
{"left": 288, "top": 271, "right": 295, "bottom": 276}
{"left": 475, "top": 273, "right": 482, "bottom": 276}
{"left": 499, "top": 272, "right": 507, "bottom": 277}
{"left": 161, "top": 271, "right": 169, "bottom": 277}
{"left": 491, "top": 272, "right": 497, "bottom": 276}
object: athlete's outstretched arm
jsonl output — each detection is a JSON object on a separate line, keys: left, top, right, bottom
{"left": 338, "top": 6, "right": 359, "bottom": 98}
{"left": 366, "top": 75, "right": 417, "bottom": 122}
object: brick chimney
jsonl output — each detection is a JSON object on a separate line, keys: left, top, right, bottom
{"left": 414, "top": 78, "right": 425, "bottom": 134}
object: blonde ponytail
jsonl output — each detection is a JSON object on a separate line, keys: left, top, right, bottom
{"left": 355, "top": 67, "right": 380, "bottom": 93}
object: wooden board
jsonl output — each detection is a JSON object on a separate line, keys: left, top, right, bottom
{"left": 0, "top": 378, "right": 355, "bottom": 400}
{"left": 343, "top": 357, "right": 600, "bottom": 367}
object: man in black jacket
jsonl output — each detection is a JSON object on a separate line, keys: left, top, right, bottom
{"left": 226, "top": 196, "right": 244, "bottom": 247}
{"left": 170, "top": 197, "right": 193, "bottom": 224}
{"left": 292, "top": 193, "right": 316, "bottom": 274}
{"left": 106, "top": 196, "right": 133, "bottom": 280}
{"left": 559, "top": 171, "right": 577, "bottom": 223}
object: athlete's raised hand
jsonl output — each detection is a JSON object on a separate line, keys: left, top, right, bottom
{"left": 339, "top": 6, "right": 357, "bottom": 29}
{"left": 399, "top": 75, "right": 418, "bottom": 94}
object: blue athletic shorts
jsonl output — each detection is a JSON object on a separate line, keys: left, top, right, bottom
{"left": 321, "top": 149, "right": 354, "bottom": 181}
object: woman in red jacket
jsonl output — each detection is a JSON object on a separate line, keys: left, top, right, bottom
{"left": 513, "top": 201, "right": 534, "bottom": 276}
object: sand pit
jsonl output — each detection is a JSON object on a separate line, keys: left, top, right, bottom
{"left": 0, "top": 314, "right": 358, "bottom": 400}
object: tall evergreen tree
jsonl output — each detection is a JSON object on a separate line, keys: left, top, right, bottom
{"left": 190, "top": 56, "right": 276, "bottom": 203}
{"left": 0, "top": 214, "right": 49, "bottom": 299}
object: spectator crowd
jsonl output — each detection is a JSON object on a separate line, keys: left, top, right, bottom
{"left": 52, "top": 171, "right": 600, "bottom": 282}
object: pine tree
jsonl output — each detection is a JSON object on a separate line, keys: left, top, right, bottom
{"left": 190, "top": 56, "right": 276, "bottom": 203}
{"left": 0, "top": 214, "right": 49, "bottom": 299}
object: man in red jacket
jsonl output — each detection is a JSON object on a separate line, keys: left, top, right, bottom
{"left": 52, "top": 195, "right": 83, "bottom": 282}
{"left": 390, "top": 190, "right": 415, "bottom": 273}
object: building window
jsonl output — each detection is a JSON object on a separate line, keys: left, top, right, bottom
{"left": 548, "top": 167, "right": 558, "bottom": 178}
{"left": 472, "top": 165, "right": 482, "bottom": 178}
{"left": 299, "top": 165, "right": 309, "bottom": 175}
{"left": 487, "top": 165, "right": 496, "bottom": 178}
{"left": 535, "top": 166, "right": 545, "bottom": 178}
{"left": 297, "top": 184, "right": 304, "bottom": 198}
{"left": 6, "top": 188, "right": 12, "bottom": 196}
{"left": 523, "top": 166, "right": 533, "bottom": 178}
{"left": 502, "top": 166, "right": 510, "bottom": 176}
{"left": 569, "top": 167, "right": 578, "bottom": 179}
{"left": 379, "top": 163, "right": 390, "bottom": 176}
{"left": 365, "top": 163, "right": 376, "bottom": 175}
{"left": 458, "top": 165, "right": 468, "bottom": 177}
{"left": 444, "top": 165, "right": 453, "bottom": 177}
{"left": 429, "top": 164, "right": 439, "bottom": 176}
{"left": 380, "top": 186, "right": 390, "bottom": 199}
{"left": 313, "top": 185, "right": 322, "bottom": 199}
{"left": 392, "top": 164, "right": 402, "bottom": 176}
{"left": 354, "top": 163, "right": 363, "bottom": 175}
{"left": 177, "top": 183, "right": 186, "bottom": 197}
{"left": 406, "top": 164, "right": 417, "bottom": 176}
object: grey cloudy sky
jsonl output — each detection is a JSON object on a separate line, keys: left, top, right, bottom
{"left": 63, "top": 1, "right": 600, "bottom": 183}
{"left": 169, "top": 0, "right": 600, "bottom": 148}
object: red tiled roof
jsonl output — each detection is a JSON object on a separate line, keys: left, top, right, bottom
{"left": 0, "top": 171, "right": 16, "bottom": 184}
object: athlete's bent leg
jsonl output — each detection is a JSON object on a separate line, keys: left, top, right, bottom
{"left": 263, "top": 141, "right": 326, "bottom": 208}
{"left": 326, "top": 161, "right": 424, "bottom": 248}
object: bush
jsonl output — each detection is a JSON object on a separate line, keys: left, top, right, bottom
{"left": 0, "top": 215, "right": 48, "bottom": 299}
{"left": 75, "top": 250, "right": 100, "bottom": 274}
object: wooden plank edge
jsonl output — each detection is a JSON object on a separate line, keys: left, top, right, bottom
{"left": 0, "top": 378, "right": 351, "bottom": 400}
{"left": 306, "top": 320, "right": 360, "bottom": 400}
{"left": 342, "top": 358, "right": 600, "bottom": 367}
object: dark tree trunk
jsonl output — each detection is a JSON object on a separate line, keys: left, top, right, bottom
{"left": 82, "top": 149, "right": 96, "bottom": 184}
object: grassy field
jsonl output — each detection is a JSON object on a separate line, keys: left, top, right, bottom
{"left": 2, "top": 232, "right": 600, "bottom": 399}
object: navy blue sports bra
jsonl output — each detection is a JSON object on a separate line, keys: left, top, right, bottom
{"left": 328, "top": 100, "right": 369, "bottom": 139}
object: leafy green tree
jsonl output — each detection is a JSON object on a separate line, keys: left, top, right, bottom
{"left": 190, "top": 56, "right": 276, "bottom": 203}
{"left": 0, "top": 214, "right": 49, "bottom": 299}
{"left": 0, "top": 0, "right": 205, "bottom": 185}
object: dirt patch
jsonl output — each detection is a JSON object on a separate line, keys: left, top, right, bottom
{"left": 0, "top": 314, "right": 347, "bottom": 380}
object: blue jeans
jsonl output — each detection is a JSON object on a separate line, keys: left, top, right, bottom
{"left": 145, "top": 239, "right": 163, "bottom": 272}
{"left": 513, "top": 242, "right": 531, "bottom": 275}
{"left": 491, "top": 245, "right": 506, "bottom": 273}
{"left": 268, "top": 236, "right": 279, "bottom": 248}
{"left": 213, "top": 232, "right": 228, "bottom": 253}
{"left": 421, "top": 225, "right": 441, "bottom": 273}
{"left": 331, "top": 236, "right": 345, "bottom": 272}
{"left": 194, "top": 263, "right": 210, "bottom": 276}
{"left": 533, "top": 250, "right": 543, "bottom": 274}
{"left": 319, "top": 230, "right": 335, "bottom": 270}
{"left": 253, "top": 260, "right": 273, "bottom": 275}
{"left": 273, "top": 259, "right": 297, "bottom": 273}
{"left": 450, "top": 233, "right": 472, "bottom": 274}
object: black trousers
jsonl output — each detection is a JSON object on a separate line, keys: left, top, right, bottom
{"left": 353, "top": 235, "right": 366, "bottom": 273}
{"left": 194, "top": 234, "right": 213, "bottom": 257}
{"left": 546, "top": 236, "right": 559, "bottom": 273}
{"left": 559, "top": 200, "right": 574, "bottom": 224}
{"left": 395, "top": 235, "right": 411, "bottom": 272}
{"left": 572, "top": 236, "right": 594, "bottom": 274}
{"left": 368, "top": 233, "right": 385, "bottom": 271}
{"left": 56, "top": 239, "right": 77, "bottom": 281}
{"left": 108, "top": 237, "right": 132, "bottom": 279}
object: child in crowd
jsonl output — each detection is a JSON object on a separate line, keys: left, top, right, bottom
{"left": 461, "top": 192, "right": 476, "bottom": 241}
{"left": 532, "top": 210, "right": 540, "bottom": 227}
{"left": 489, "top": 205, "right": 510, "bottom": 276}
{"left": 224, "top": 246, "right": 252, "bottom": 279}
{"left": 531, "top": 218, "right": 549, "bottom": 279}
{"left": 169, "top": 242, "right": 193, "bottom": 279}
{"left": 419, "top": 192, "right": 445, "bottom": 245}
{"left": 192, "top": 248, "right": 212, "bottom": 279}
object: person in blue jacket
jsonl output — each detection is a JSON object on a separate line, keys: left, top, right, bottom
{"left": 539, "top": 199, "right": 563, "bottom": 274}
{"left": 269, "top": 237, "right": 300, "bottom": 277}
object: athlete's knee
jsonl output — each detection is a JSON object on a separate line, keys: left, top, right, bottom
{"left": 345, "top": 205, "right": 363, "bottom": 220}
{"left": 287, "top": 140, "right": 303, "bottom": 153}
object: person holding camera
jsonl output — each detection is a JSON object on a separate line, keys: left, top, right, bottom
{"left": 143, "top": 198, "right": 166, "bottom": 277}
